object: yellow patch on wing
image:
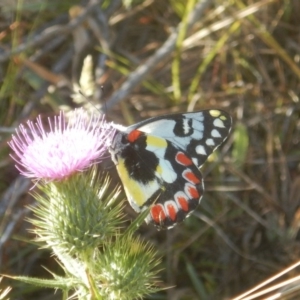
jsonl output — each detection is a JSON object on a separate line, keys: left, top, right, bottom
{"left": 209, "top": 110, "right": 221, "bottom": 117}
{"left": 156, "top": 164, "right": 163, "bottom": 175}
{"left": 210, "top": 109, "right": 228, "bottom": 121}
{"left": 146, "top": 135, "right": 168, "bottom": 148}
{"left": 116, "top": 158, "right": 159, "bottom": 209}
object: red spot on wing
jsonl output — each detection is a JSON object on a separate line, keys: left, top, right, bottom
{"left": 166, "top": 202, "right": 177, "bottom": 221}
{"left": 186, "top": 184, "right": 200, "bottom": 199}
{"left": 183, "top": 170, "right": 201, "bottom": 184}
{"left": 127, "top": 129, "right": 143, "bottom": 143}
{"left": 177, "top": 196, "right": 189, "bottom": 211}
{"left": 150, "top": 204, "right": 166, "bottom": 224}
{"left": 176, "top": 152, "right": 193, "bottom": 166}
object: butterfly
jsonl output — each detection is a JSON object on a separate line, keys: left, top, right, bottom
{"left": 109, "top": 109, "right": 232, "bottom": 230}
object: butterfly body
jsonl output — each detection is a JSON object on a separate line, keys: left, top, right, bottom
{"left": 109, "top": 110, "right": 232, "bottom": 229}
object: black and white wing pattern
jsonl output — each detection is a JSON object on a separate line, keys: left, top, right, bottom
{"left": 109, "top": 109, "right": 232, "bottom": 229}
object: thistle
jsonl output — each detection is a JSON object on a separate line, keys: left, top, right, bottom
{"left": 9, "top": 110, "right": 111, "bottom": 180}
{"left": 7, "top": 109, "right": 162, "bottom": 300}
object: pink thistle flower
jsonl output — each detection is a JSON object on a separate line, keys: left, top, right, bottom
{"left": 8, "top": 109, "right": 114, "bottom": 180}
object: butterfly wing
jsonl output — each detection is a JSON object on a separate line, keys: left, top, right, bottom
{"left": 111, "top": 130, "right": 204, "bottom": 229}
{"left": 127, "top": 109, "right": 232, "bottom": 168}
{"left": 109, "top": 109, "right": 232, "bottom": 229}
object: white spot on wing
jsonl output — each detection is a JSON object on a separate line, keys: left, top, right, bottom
{"left": 196, "top": 145, "right": 206, "bottom": 155}
{"left": 192, "top": 157, "right": 199, "bottom": 166}
{"left": 206, "top": 138, "right": 215, "bottom": 146}
{"left": 213, "top": 118, "right": 225, "bottom": 128}
{"left": 183, "top": 119, "right": 190, "bottom": 134}
{"left": 157, "top": 158, "right": 177, "bottom": 183}
{"left": 211, "top": 129, "right": 221, "bottom": 138}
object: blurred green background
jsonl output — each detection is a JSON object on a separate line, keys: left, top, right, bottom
{"left": 1, "top": 0, "right": 300, "bottom": 299}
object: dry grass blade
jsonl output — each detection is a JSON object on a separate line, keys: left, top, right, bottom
{"left": 0, "top": 276, "right": 12, "bottom": 300}
{"left": 232, "top": 261, "right": 300, "bottom": 300}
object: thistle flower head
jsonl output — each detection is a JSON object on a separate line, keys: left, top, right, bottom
{"left": 8, "top": 109, "right": 114, "bottom": 180}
